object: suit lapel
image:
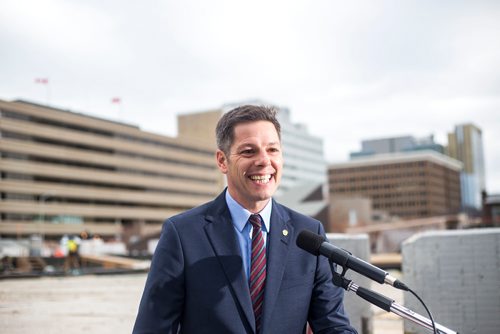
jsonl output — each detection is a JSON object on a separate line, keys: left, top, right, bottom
{"left": 261, "top": 201, "right": 293, "bottom": 333}
{"left": 204, "top": 192, "right": 255, "bottom": 333}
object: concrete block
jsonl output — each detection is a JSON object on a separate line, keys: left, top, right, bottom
{"left": 402, "top": 228, "right": 500, "bottom": 334}
{"left": 327, "top": 233, "right": 372, "bottom": 334}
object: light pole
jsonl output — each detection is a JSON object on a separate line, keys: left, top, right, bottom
{"left": 35, "top": 192, "right": 54, "bottom": 255}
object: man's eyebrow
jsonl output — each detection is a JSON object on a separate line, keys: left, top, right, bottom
{"left": 234, "top": 141, "right": 281, "bottom": 151}
{"left": 235, "top": 143, "right": 255, "bottom": 149}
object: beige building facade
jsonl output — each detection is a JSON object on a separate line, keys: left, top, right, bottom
{"left": 0, "top": 100, "right": 224, "bottom": 240}
{"left": 328, "top": 196, "right": 373, "bottom": 233}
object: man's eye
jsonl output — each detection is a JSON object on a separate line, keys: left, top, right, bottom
{"left": 240, "top": 149, "right": 254, "bottom": 155}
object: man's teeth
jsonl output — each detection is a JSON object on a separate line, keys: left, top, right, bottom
{"left": 249, "top": 175, "right": 272, "bottom": 184}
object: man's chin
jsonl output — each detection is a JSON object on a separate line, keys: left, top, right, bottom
{"left": 252, "top": 189, "right": 276, "bottom": 202}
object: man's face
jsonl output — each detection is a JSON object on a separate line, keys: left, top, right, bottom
{"left": 216, "top": 120, "right": 283, "bottom": 212}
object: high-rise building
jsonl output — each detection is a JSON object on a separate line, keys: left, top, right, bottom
{"left": 0, "top": 100, "right": 223, "bottom": 241}
{"left": 275, "top": 106, "right": 327, "bottom": 195}
{"left": 446, "top": 123, "right": 486, "bottom": 212}
{"left": 329, "top": 151, "right": 462, "bottom": 219}
{"left": 177, "top": 101, "right": 327, "bottom": 196}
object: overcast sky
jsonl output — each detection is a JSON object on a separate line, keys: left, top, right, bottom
{"left": 1, "top": 0, "right": 499, "bottom": 193}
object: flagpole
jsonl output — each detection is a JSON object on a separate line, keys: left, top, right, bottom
{"left": 46, "top": 82, "right": 50, "bottom": 105}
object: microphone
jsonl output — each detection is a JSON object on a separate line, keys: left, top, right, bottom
{"left": 296, "top": 230, "right": 409, "bottom": 291}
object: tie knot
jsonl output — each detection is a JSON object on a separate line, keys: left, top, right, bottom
{"left": 249, "top": 214, "right": 262, "bottom": 229}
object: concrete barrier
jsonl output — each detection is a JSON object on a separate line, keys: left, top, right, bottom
{"left": 402, "top": 228, "right": 500, "bottom": 334}
{"left": 328, "top": 233, "right": 372, "bottom": 334}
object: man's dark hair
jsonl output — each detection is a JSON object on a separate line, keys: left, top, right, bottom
{"left": 216, "top": 105, "right": 281, "bottom": 156}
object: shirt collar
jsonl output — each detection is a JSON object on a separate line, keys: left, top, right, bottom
{"left": 225, "top": 190, "right": 272, "bottom": 233}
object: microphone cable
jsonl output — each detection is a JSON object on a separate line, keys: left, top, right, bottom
{"left": 407, "top": 287, "right": 437, "bottom": 334}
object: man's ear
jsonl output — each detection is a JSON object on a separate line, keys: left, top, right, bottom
{"left": 216, "top": 150, "right": 228, "bottom": 174}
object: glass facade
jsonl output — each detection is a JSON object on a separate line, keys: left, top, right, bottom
{"left": 449, "top": 124, "right": 486, "bottom": 212}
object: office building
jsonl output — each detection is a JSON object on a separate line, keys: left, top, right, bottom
{"left": 329, "top": 151, "right": 462, "bottom": 219}
{"left": 447, "top": 123, "right": 486, "bottom": 212}
{"left": 350, "top": 135, "right": 444, "bottom": 158}
{"left": 0, "top": 100, "right": 223, "bottom": 241}
{"left": 178, "top": 101, "right": 328, "bottom": 196}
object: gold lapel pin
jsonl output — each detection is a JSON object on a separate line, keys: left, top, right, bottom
{"left": 282, "top": 229, "right": 288, "bottom": 236}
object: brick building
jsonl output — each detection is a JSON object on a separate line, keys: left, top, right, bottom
{"left": 329, "top": 151, "right": 462, "bottom": 220}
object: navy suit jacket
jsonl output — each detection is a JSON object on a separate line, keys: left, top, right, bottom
{"left": 133, "top": 190, "right": 357, "bottom": 334}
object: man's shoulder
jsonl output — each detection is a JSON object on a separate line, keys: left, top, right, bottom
{"left": 165, "top": 191, "right": 227, "bottom": 226}
{"left": 169, "top": 199, "right": 215, "bottom": 222}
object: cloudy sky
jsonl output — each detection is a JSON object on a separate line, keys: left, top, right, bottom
{"left": 1, "top": 0, "right": 499, "bottom": 192}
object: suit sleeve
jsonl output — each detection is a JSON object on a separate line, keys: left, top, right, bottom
{"left": 133, "top": 220, "right": 185, "bottom": 334}
{"left": 307, "top": 223, "right": 358, "bottom": 334}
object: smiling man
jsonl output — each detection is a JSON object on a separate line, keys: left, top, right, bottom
{"left": 217, "top": 118, "right": 282, "bottom": 213}
{"left": 133, "top": 105, "right": 357, "bottom": 334}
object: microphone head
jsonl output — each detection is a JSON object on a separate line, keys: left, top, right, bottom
{"left": 296, "top": 230, "right": 325, "bottom": 256}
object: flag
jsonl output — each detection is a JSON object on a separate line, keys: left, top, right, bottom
{"left": 35, "top": 78, "right": 49, "bottom": 84}
{"left": 111, "top": 97, "right": 121, "bottom": 104}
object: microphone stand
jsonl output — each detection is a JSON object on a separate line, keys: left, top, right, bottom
{"left": 330, "top": 260, "right": 458, "bottom": 334}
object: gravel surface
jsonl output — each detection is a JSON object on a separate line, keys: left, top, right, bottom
{"left": 0, "top": 273, "right": 403, "bottom": 333}
{"left": 0, "top": 274, "right": 147, "bottom": 334}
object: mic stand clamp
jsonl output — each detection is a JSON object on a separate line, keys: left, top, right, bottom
{"left": 329, "top": 260, "right": 458, "bottom": 334}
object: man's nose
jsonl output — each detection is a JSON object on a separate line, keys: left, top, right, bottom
{"left": 255, "top": 151, "right": 271, "bottom": 166}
